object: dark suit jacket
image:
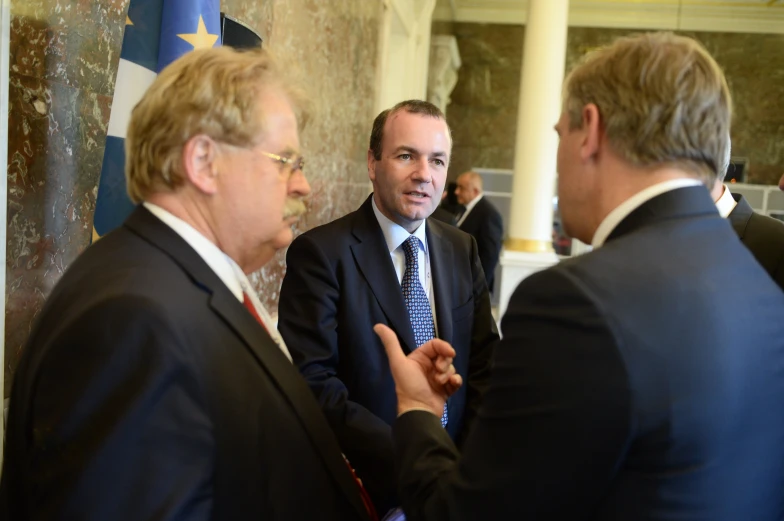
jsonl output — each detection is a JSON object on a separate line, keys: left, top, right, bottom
{"left": 0, "top": 207, "right": 371, "bottom": 521}
{"left": 278, "top": 195, "right": 498, "bottom": 513}
{"left": 393, "top": 187, "right": 784, "bottom": 521}
{"left": 728, "top": 193, "right": 784, "bottom": 291}
{"left": 430, "top": 206, "right": 458, "bottom": 226}
{"left": 458, "top": 196, "right": 503, "bottom": 292}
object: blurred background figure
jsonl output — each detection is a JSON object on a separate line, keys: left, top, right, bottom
{"left": 454, "top": 171, "right": 504, "bottom": 293}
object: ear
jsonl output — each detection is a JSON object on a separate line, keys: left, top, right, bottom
{"left": 182, "top": 135, "right": 220, "bottom": 195}
{"left": 580, "top": 103, "right": 602, "bottom": 161}
{"left": 367, "top": 149, "right": 377, "bottom": 182}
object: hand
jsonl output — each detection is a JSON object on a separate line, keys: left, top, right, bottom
{"left": 374, "top": 324, "right": 463, "bottom": 417}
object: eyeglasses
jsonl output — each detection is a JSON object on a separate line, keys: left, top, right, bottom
{"left": 260, "top": 151, "right": 305, "bottom": 175}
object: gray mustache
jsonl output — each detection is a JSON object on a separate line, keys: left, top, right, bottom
{"left": 283, "top": 198, "right": 307, "bottom": 219}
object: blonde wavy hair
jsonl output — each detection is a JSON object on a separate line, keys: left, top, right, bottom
{"left": 563, "top": 32, "right": 732, "bottom": 184}
{"left": 125, "top": 46, "right": 308, "bottom": 203}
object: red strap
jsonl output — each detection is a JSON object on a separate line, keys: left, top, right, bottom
{"left": 344, "top": 457, "right": 379, "bottom": 521}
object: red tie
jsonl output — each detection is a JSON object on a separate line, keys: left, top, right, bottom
{"left": 243, "top": 292, "right": 378, "bottom": 520}
{"left": 242, "top": 292, "right": 269, "bottom": 333}
{"left": 343, "top": 456, "right": 379, "bottom": 521}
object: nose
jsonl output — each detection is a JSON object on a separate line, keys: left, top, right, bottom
{"left": 289, "top": 169, "right": 311, "bottom": 198}
{"left": 411, "top": 156, "right": 432, "bottom": 184}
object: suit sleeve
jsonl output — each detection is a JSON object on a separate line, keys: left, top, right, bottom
{"left": 456, "top": 235, "right": 498, "bottom": 445}
{"left": 393, "top": 268, "right": 633, "bottom": 521}
{"left": 475, "top": 207, "right": 503, "bottom": 282}
{"left": 2, "top": 296, "right": 213, "bottom": 521}
{"left": 278, "top": 234, "right": 398, "bottom": 513}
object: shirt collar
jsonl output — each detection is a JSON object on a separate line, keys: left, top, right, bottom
{"left": 143, "top": 203, "right": 292, "bottom": 362}
{"left": 143, "top": 202, "right": 244, "bottom": 301}
{"left": 371, "top": 196, "right": 428, "bottom": 253}
{"left": 591, "top": 178, "right": 703, "bottom": 248}
{"left": 715, "top": 184, "right": 738, "bottom": 219}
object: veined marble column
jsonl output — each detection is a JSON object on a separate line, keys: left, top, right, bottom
{"left": 498, "top": 0, "right": 569, "bottom": 318}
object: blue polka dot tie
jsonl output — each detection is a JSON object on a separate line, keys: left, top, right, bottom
{"left": 401, "top": 235, "right": 448, "bottom": 428}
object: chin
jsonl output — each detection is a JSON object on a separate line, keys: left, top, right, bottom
{"left": 272, "top": 228, "right": 294, "bottom": 250}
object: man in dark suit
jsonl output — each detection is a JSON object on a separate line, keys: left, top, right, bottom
{"left": 454, "top": 171, "right": 503, "bottom": 292}
{"left": 430, "top": 189, "right": 459, "bottom": 225}
{"left": 0, "top": 47, "right": 374, "bottom": 521}
{"left": 711, "top": 171, "right": 784, "bottom": 291}
{"left": 278, "top": 100, "right": 498, "bottom": 515}
{"left": 376, "top": 33, "right": 784, "bottom": 521}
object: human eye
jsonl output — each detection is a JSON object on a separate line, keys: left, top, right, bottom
{"left": 398, "top": 153, "right": 412, "bottom": 161}
{"left": 432, "top": 158, "right": 445, "bottom": 167}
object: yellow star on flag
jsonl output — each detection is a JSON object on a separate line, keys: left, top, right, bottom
{"left": 177, "top": 15, "right": 219, "bottom": 50}
{"left": 126, "top": 15, "right": 133, "bottom": 26}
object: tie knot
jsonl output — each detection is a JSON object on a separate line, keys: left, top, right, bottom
{"left": 403, "top": 235, "right": 419, "bottom": 265}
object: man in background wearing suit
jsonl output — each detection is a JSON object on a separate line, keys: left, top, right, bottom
{"left": 278, "top": 100, "right": 498, "bottom": 515}
{"left": 1, "top": 47, "right": 374, "bottom": 521}
{"left": 430, "top": 189, "right": 459, "bottom": 226}
{"left": 378, "top": 32, "right": 784, "bottom": 521}
{"left": 711, "top": 153, "right": 784, "bottom": 290}
{"left": 454, "top": 171, "right": 504, "bottom": 292}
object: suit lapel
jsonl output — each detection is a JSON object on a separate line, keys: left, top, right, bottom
{"left": 729, "top": 193, "right": 753, "bottom": 240}
{"left": 208, "top": 293, "right": 371, "bottom": 521}
{"left": 350, "top": 197, "right": 418, "bottom": 353}
{"left": 124, "top": 207, "right": 371, "bottom": 521}
{"left": 427, "top": 220, "right": 454, "bottom": 345}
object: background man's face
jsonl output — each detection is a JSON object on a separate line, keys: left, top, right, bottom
{"left": 368, "top": 111, "right": 451, "bottom": 232}
{"left": 454, "top": 175, "right": 475, "bottom": 206}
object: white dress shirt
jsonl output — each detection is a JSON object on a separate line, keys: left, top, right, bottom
{"left": 715, "top": 184, "right": 738, "bottom": 218}
{"left": 143, "top": 202, "right": 292, "bottom": 361}
{"left": 371, "top": 198, "right": 438, "bottom": 327}
{"left": 456, "top": 193, "right": 483, "bottom": 227}
{"left": 591, "top": 178, "right": 703, "bottom": 248}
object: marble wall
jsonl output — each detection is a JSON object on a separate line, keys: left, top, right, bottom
{"left": 432, "top": 20, "right": 524, "bottom": 181}
{"left": 4, "top": 0, "right": 383, "bottom": 396}
{"left": 438, "top": 22, "right": 784, "bottom": 186}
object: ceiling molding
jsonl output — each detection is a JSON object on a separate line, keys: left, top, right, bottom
{"left": 433, "top": 0, "right": 784, "bottom": 34}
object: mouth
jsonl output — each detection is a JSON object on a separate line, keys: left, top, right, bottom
{"left": 404, "top": 191, "right": 430, "bottom": 200}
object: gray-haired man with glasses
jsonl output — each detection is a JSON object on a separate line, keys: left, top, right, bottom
{"left": 1, "top": 47, "right": 377, "bottom": 521}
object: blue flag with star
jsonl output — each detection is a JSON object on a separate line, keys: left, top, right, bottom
{"left": 93, "top": 0, "right": 220, "bottom": 240}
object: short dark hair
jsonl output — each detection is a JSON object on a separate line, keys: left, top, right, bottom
{"left": 368, "top": 100, "right": 449, "bottom": 160}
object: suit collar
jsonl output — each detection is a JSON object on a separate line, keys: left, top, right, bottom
{"left": 141, "top": 202, "right": 245, "bottom": 300}
{"left": 605, "top": 185, "right": 719, "bottom": 244}
{"left": 124, "top": 207, "right": 371, "bottom": 521}
{"left": 350, "top": 196, "right": 418, "bottom": 352}
{"left": 594, "top": 179, "right": 703, "bottom": 247}
{"left": 728, "top": 193, "right": 753, "bottom": 239}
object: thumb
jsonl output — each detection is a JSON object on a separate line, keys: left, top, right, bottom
{"left": 374, "top": 324, "right": 406, "bottom": 370}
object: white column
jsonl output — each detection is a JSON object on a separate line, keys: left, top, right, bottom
{"left": 375, "top": 0, "right": 436, "bottom": 114}
{"left": 498, "top": 0, "right": 569, "bottom": 318}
